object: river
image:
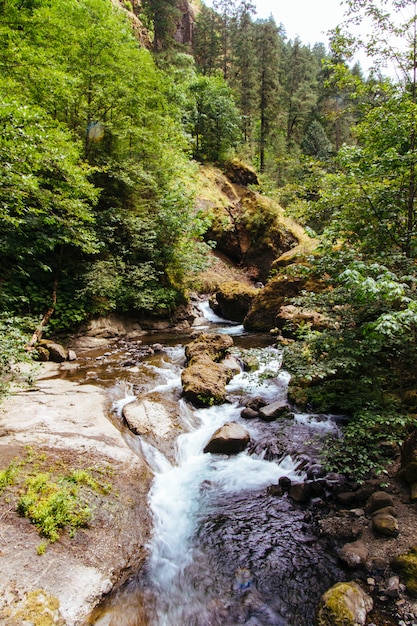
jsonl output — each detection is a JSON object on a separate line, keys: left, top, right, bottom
{"left": 83, "top": 301, "right": 345, "bottom": 625}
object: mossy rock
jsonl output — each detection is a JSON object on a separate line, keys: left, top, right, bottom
{"left": 243, "top": 273, "right": 306, "bottom": 331}
{"left": 214, "top": 281, "right": 259, "bottom": 322}
{"left": 181, "top": 354, "right": 231, "bottom": 407}
{"left": 6, "top": 589, "right": 64, "bottom": 626}
{"left": 393, "top": 546, "right": 417, "bottom": 595}
{"left": 316, "top": 581, "right": 373, "bottom": 626}
{"left": 223, "top": 159, "right": 259, "bottom": 186}
{"left": 185, "top": 333, "right": 233, "bottom": 363}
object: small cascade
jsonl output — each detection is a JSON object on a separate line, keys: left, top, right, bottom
{"left": 90, "top": 304, "right": 345, "bottom": 626}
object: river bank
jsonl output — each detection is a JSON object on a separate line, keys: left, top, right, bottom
{"left": 0, "top": 361, "right": 152, "bottom": 625}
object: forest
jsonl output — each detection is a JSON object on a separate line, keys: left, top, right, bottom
{"left": 1, "top": 0, "right": 417, "bottom": 480}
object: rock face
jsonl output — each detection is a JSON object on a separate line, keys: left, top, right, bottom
{"left": 243, "top": 273, "right": 308, "bottom": 331}
{"left": 212, "top": 281, "right": 258, "bottom": 322}
{"left": 316, "top": 581, "right": 373, "bottom": 626}
{"left": 182, "top": 334, "right": 235, "bottom": 407}
{"left": 203, "top": 422, "right": 250, "bottom": 455}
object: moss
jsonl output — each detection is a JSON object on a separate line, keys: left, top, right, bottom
{"left": 393, "top": 547, "right": 417, "bottom": 595}
{"left": 317, "top": 581, "right": 372, "bottom": 626}
{"left": 11, "top": 589, "right": 64, "bottom": 626}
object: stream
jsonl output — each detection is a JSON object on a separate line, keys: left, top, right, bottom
{"left": 79, "top": 302, "right": 346, "bottom": 625}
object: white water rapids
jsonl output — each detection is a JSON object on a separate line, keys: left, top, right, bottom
{"left": 92, "top": 306, "right": 342, "bottom": 626}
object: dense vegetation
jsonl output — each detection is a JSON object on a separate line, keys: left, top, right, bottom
{"left": 1, "top": 0, "right": 417, "bottom": 478}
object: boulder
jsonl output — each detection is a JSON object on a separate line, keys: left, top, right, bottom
{"left": 365, "top": 491, "right": 395, "bottom": 514}
{"left": 316, "top": 582, "right": 373, "bottom": 626}
{"left": 372, "top": 513, "right": 399, "bottom": 537}
{"left": 393, "top": 547, "right": 417, "bottom": 595}
{"left": 122, "top": 400, "right": 173, "bottom": 439}
{"left": 213, "top": 281, "right": 258, "bottom": 322}
{"left": 338, "top": 540, "right": 369, "bottom": 569}
{"left": 240, "top": 407, "right": 259, "bottom": 420}
{"left": 259, "top": 400, "right": 292, "bottom": 422}
{"left": 289, "top": 481, "right": 311, "bottom": 503}
{"left": 39, "top": 341, "right": 67, "bottom": 363}
{"left": 181, "top": 355, "right": 232, "bottom": 407}
{"left": 184, "top": 333, "right": 233, "bottom": 363}
{"left": 203, "top": 422, "right": 250, "bottom": 455}
{"left": 274, "top": 304, "right": 329, "bottom": 338}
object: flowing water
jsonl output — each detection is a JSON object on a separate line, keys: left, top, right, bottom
{"left": 79, "top": 304, "right": 345, "bottom": 626}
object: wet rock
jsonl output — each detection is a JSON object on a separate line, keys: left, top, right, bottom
{"left": 203, "top": 421, "right": 250, "bottom": 455}
{"left": 278, "top": 476, "right": 292, "bottom": 491}
{"left": 181, "top": 354, "right": 232, "bottom": 406}
{"left": 122, "top": 400, "right": 173, "bottom": 439}
{"left": 316, "top": 581, "right": 373, "bottom": 626}
{"left": 365, "top": 491, "right": 395, "bottom": 514}
{"left": 259, "top": 400, "right": 292, "bottom": 422}
{"left": 221, "top": 354, "right": 242, "bottom": 377}
{"left": 214, "top": 281, "right": 259, "bottom": 323}
{"left": 338, "top": 540, "right": 369, "bottom": 569}
{"left": 306, "top": 463, "right": 325, "bottom": 480}
{"left": 372, "top": 513, "right": 399, "bottom": 537}
{"left": 393, "top": 547, "right": 417, "bottom": 596}
{"left": 289, "top": 481, "right": 311, "bottom": 503}
{"left": 184, "top": 333, "right": 233, "bottom": 363}
{"left": 246, "top": 396, "right": 267, "bottom": 411}
{"left": 266, "top": 484, "right": 284, "bottom": 496}
{"left": 240, "top": 407, "right": 259, "bottom": 420}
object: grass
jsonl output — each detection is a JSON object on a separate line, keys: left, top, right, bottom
{"left": 0, "top": 447, "right": 113, "bottom": 549}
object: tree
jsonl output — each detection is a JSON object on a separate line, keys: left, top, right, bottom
{"left": 231, "top": 0, "right": 257, "bottom": 146}
{"left": 188, "top": 74, "right": 242, "bottom": 162}
{"left": 254, "top": 17, "right": 281, "bottom": 171}
{"left": 193, "top": 5, "right": 222, "bottom": 75}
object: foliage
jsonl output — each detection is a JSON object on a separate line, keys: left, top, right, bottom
{"left": 0, "top": 449, "right": 112, "bottom": 547}
{"left": 0, "top": 315, "right": 37, "bottom": 400}
{"left": 0, "top": 0, "right": 206, "bottom": 327}
{"left": 187, "top": 73, "right": 242, "bottom": 162}
{"left": 321, "top": 409, "right": 413, "bottom": 481}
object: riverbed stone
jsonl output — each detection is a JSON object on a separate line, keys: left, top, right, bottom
{"left": 338, "top": 540, "right": 369, "bottom": 569}
{"left": 240, "top": 407, "right": 259, "bottom": 419}
{"left": 184, "top": 333, "right": 233, "bottom": 362}
{"left": 122, "top": 399, "right": 173, "bottom": 439}
{"left": 289, "top": 481, "right": 311, "bottom": 503}
{"left": 259, "top": 400, "right": 292, "bottom": 422}
{"left": 316, "top": 581, "right": 373, "bottom": 626}
{"left": 181, "top": 354, "right": 232, "bottom": 407}
{"left": 203, "top": 421, "right": 250, "bottom": 455}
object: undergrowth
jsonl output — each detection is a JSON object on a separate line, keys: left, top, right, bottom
{"left": 0, "top": 447, "right": 113, "bottom": 550}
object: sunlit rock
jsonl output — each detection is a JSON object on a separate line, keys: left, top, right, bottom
{"left": 316, "top": 581, "right": 373, "bottom": 626}
{"left": 203, "top": 421, "right": 250, "bottom": 455}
